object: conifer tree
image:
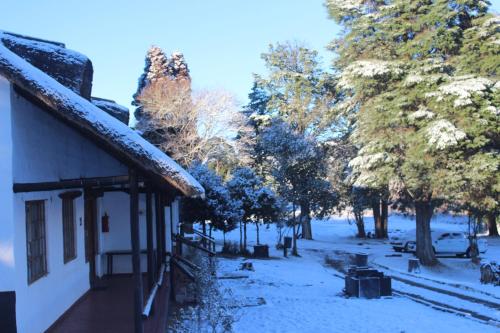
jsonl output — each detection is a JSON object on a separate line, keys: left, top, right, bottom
{"left": 327, "top": 0, "right": 499, "bottom": 265}
{"left": 250, "top": 42, "right": 338, "bottom": 239}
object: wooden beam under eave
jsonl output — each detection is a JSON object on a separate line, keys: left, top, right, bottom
{"left": 13, "top": 175, "right": 130, "bottom": 193}
{"left": 129, "top": 168, "right": 144, "bottom": 333}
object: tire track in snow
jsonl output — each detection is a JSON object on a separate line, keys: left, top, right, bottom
{"left": 319, "top": 249, "right": 500, "bottom": 328}
{"left": 372, "top": 261, "right": 500, "bottom": 303}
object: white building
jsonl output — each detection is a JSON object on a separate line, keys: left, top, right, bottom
{"left": 0, "top": 31, "right": 204, "bottom": 333}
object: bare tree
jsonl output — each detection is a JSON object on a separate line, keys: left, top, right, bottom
{"left": 136, "top": 78, "right": 253, "bottom": 167}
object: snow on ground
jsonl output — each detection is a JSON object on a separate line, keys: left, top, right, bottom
{"left": 211, "top": 214, "right": 499, "bottom": 333}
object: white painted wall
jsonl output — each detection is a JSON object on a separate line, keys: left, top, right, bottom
{"left": 9, "top": 90, "right": 127, "bottom": 333}
{"left": 13, "top": 190, "right": 88, "bottom": 333}
{"left": 98, "top": 192, "right": 158, "bottom": 275}
{"left": 0, "top": 76, "right": 15, "bottom": 292}
{"left": 10, "top": 91, "right": 128, "bottom": 183}
{"left": 172, "top": 198, "right": 180, "bottom": 236}
{"left": 7, "top": 88, "right": 176, "bottom": 332}
{"left": 165, "top": 206, "right": 172, "bottom": 255}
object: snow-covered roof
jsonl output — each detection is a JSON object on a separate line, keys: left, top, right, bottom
{"left": 91, "top": 97, "right": 130, "bottom": 125}
{"left": 1, "top": 31, "right": 93, "bottom": 99}
{"left": 0, "top": 31, "right": 204, "bottom": 198}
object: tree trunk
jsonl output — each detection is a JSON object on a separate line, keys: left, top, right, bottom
{"left": 415, "top": 200, "right": 437, "bottom": 266}
{"left": 256, "top": 221, "right": 260, "bottom": 245}
{"left": 300, "top": 201, "right": 313, "bottom": 240}
{"left": 487, "top": 213, "right": 499, "bottom": 237}
{"left": 292, "top": 223, "right": 298, "bottom": 256}
{"left": 243, "top": 221, "right": 247, "bottom": 251}
{"left": 223, "top": 231, "right": 226, "bottom": 247}
{"left": 468, "top": 214, "right": 481, "bottom": 264}
{"left": 202, "top": 221, "right": 207, "bottom": 248}
{"left": 381, "top": 199, "right": 388, "bottom": 238}
{"left": 292, "top": 203, "right": 298, "bottom": 256}
{"left": 239, "top": 221, "right": 243, "bottom": 253}
{"left": 372, "top": 199, "right": 383, "bottom": 238}
{"left": 354, "top": 212, "right": 366, "bottom": 238}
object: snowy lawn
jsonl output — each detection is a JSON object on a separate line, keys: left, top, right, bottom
{"left": 211, "top": 214, "right": 500, "bottom": 333}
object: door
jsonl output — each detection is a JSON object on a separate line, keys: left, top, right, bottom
{"left": 84, "top": 193, "right": 98, "bottom": 287}
{"left": 436, "top": 233, "right": 455, "bottom": 253}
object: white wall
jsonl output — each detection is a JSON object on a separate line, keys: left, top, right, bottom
{"left": 8, "top": 90, "right": 128, "bottom": 333}
{"left": 8, "top": 88, "right": 176, "bottom": 332}
{"left": 172, "top": 198, "right": 180, "bottom": 235}
{"left": 165, "top": 206, "right": 172, "bottom": 255}
{"left": 10, "top": 91, "right": 128, "bottom": 183}
{"left": 98, "top": 192, "right": 157, "bottom": 275}
{"left": 13, "top": 190, "right": 88, "bottom": 333}
{"left": 0, "top": 76, "right": 15, "bottom": 292}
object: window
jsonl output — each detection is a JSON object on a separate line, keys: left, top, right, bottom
{"left": 62, "top": 197, "right": 76, "bottom": 263}
{"left": 26, "top": 201, "right": 47, "bottom": 284}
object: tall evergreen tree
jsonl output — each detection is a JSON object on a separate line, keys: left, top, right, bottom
{"left": 255, "top": 41, "right": 337, "bottom": 136}
{"left": 327, "top": 0, "right": 499, "bottom": 265}
{"left": 240, "top": 80, "right": 272, "bottom": 178}
{"left": 250, "top": 42, "right": 338, "bottom": 239}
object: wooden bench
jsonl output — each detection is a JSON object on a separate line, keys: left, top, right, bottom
{"left": 105, "top": 250, "right": 148, "bottom": 275}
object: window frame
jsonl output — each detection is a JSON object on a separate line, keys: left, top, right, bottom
{"left": 25, "top": 200, "right": 48, "bottom": 285}
{"left": 62, "top": 197, "right": 76, "bottom": 263}
{"left": 59, "top": 191, "right": 81, "bottom": 264}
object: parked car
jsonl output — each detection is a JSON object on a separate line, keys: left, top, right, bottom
{"left": 390, "top": 230, "right": 416, "bottom": 253}
{"left": 391, "top": 229, "right": 488, "bottom": 257}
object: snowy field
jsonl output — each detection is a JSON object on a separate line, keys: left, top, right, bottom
{"left": 211, "top": 214, "right": 500, "bottom": 333}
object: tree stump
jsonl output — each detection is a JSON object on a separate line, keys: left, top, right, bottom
{"left": 355, "top": 253, "right": 368, "bottom": 267}
{"left": 240, "top": 262, "right": 254, "bottom": 271}
{"left": 408, "top": 258, "right": 421, "bottom": 273}
{"left": 480, "top": 261, "right": 500, "bottom": 285}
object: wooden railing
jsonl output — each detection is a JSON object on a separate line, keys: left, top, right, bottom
{"left": 192, "top": 229, "right": 216, "bottom": 252}
{"left": 142, "top": 263, "right": 165, "bottom": 318}
{"left": 175, "top": 234, "right": 216, "bottom": 256}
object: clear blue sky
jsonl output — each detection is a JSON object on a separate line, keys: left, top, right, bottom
{"left": 1, "top": 1, "right": 499, "bottom": 109}
{"left": 0, "top": 0, "right": 339, "bottom": 108}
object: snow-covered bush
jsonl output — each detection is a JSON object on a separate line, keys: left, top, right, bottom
{"left": 183, "top": 163, "right": 242, "bottom": 243}
{"left": 170, "top": 254, "right": 239, "bottom": 333}
{"left": 227, "top": 167, "right": 281, "bottom": 249}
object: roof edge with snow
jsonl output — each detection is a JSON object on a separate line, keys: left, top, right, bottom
{"left": 0, "top": 31, "right": 204, "bottom": 198}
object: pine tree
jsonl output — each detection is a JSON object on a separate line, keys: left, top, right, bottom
{"left": 240, "top": 80, "right": 272, "bottom": 178}
{"left": 251, "top": 41, "right": 338, "bottom": 239}
{"left": 255, "top": 41, "right": 337, "bottom": 136}
{"left": 327, "top": 0, "right": 499, "bottom": 265}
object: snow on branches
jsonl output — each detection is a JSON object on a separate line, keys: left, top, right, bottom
{"left": 327, "top": 0, "right": 365, "bottom": 11}
{"left": 408, "top": 106, "right": 435, "bottom": 121}
{"left": 426, "top": 76, "right": 497, "bottom": 107}
{"left": 479, "top": 15, "right": 500, "bottom": 44}
{"left": 425, "top": 119, "right": 467, "bottom": 150}
{"left": 339, "top": 60, "right": 403, "bottom": 89}
{"left": 348, "top": 150, "right": 392, "bottom": 188}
